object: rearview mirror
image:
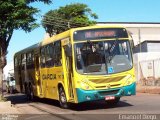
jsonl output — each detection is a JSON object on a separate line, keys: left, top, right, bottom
{"left": 130, "top": 40, "right": 134, "bottom": 48}
{"left": 64, "top": 44, "right": 72, "bottom": 57}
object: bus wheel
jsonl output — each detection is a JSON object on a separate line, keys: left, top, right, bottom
{"left": 58, "top": 87, "right": 69, "bottom": 109}
{"left": 106, "top": 97, "right": 120, "bottom": 105}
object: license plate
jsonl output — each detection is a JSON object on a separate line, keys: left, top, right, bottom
{"left": 105, "top": 96, "right": 115, "bottom": 101}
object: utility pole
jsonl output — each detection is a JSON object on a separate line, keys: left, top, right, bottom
{"left": 138, "top": 28, "right": 141, "bottom": 52}
{"left": 67, "top": 22, "right": 70, "bottom": 28}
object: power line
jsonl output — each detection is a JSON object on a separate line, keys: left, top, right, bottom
{"left": 42, "top": 20, "right": 70, "bottom": 28}
{"left": 41, "top": 15, "right": 88, "bottom": 27}
{"left": 42, "top": 20, "right": 83, "bottom": 29}
{"left": 40, "top": 14, "right": 95, "bottom": 35}
{"left": 42, "top": 20, "right": 79, "bottom": 28}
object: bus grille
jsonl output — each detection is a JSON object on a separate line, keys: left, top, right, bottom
{"left": 95, "top": 84, "right": 121, "bottom": 89}
{"left": 98, "top": 89, "right": 119, "bottom": 96}
{"left": 90, "top": 76, "right": 125, "bottom": 84}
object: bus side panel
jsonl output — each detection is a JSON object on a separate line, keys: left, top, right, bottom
{"left": 14, "top": 65, "right": 21, "bottom": 92}
{"left": 14, "top": 56, "right": 24, "bottom": 93}
{"left": 26, "top": 62, "right": 36, "bottom": 95}
{"left": 47, "top": 67, "right": 63, "bottom": 100}
{"left": 40, "top": 68, "right": 47, "bottom": 98}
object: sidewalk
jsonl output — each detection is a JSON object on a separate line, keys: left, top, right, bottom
{"left": 136, "top": 85, "right": 160, "bottom": 94}
{"left": 0, "top": 101, "right": 20, "bottom": 114}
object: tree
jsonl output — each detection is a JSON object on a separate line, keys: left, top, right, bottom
{"left": 42, "top": 3, "right": 98, "bottom": 36}
{"left": 0, "top": 0, "right": 52, "bottom": 94}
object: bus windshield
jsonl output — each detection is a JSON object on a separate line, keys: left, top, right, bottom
{"left": 75, "top": 40, "right": 132, "bottom": 75}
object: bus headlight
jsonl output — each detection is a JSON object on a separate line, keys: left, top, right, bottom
{"left": 81, "top": 82, "right": 90, "bottom": 90}
{"left": 80, "top": 80, "right": 93, "bottom": 90}
{"left": 126, "top": 80, "right": 131, "bottom": 85}
{"left": 124, "top": 75, "right": 134, "bottom": 86}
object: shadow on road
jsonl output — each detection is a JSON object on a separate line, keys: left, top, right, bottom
{"left": 5, "top": 93, "right": 28, "bottom": 104}
{"left": 70, "top": 100, "right": 133, "bottom": 111}
{"left": 5, "top": 93, "right": 60, "bottom": 107}
{"left": 5, "top": 93, "right": 133, "bottom": 111}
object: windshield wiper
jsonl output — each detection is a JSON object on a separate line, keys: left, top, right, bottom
{"left": 109, "top": 40, "right": 117, "bottom": 53}
{"left": 107, "top": 37, "right": 118, "bottom": 63}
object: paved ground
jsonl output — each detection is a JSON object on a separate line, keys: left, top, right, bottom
{"left": 3, "top": 92, "right": 160, "bottom": 120}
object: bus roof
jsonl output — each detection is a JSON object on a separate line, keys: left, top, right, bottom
{"left": 41, "top": 30, "right": 70, "bottom": 46}
{"left": 14, "top": 43, "right": 40, "bottom": 56}
{"left": 41, "top": 25, "right": 126, "bottom": 46}
{"left": 14, "top": 25, "right": 126, "bottom": 56}
{"left": 71, "top": 25, "right": 125, "bottom": 31}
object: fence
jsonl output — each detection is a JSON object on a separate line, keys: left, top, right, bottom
{"left": 139, "top": 59, "right": 160, "bottom": 86}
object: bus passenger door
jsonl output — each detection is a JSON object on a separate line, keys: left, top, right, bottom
{"left": 39, "top": 47, "right": 48, "bottom": 98}
{"left": 66, "top": 55, "right": 74, "bottom": 99}
{"left": 62, "top": 40, "right": 74, "bottom": 100}
{"left": 35, "top": 54, "right": 43, "bottom": 97}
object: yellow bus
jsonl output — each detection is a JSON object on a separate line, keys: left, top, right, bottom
{"left": 14, "top": 25, "right": 136, "bottom": 108}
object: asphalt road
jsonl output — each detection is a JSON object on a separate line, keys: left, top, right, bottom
{"left": 5, "top": 93, "right": 160, "bottom": 120}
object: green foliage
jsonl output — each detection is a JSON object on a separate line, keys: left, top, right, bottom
{"left": 0, "top": 0, "right": 52, "bottom": 48}
{"left": 0, "top": 0, "right": 51, "bottom": 35}
{"left": 25, "top": 0, "right": 52, "bottom": 4}
{"left": 42, "top": 3, "right": 98, "bottom": 36}
{"left": 0, "top": 0, "right": 52, "bottom": 68}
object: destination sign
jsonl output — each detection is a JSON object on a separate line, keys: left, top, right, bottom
{"left": 73, "top": 28, "right": 128, "bottom": 41}
{"left": 85, "top": 30, "right": 116, "bottom": 39}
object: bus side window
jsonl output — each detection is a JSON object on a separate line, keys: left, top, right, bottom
{"left": 21, "top": 54, "right": 26, "bottom": 70}
{"left": 14, "top": 57, "right": 18, "bottom": 68}
{"left": 40, "top": 47, "right": 46, "bottom": 68}
{"left": 26, "top": 52, "right": 34, "bottom": 69}
{"left": 54, "top": 41, "right": 62, "bottom": 66}
{"left": 46, "top": 44, "right": 54, "bottom": 67}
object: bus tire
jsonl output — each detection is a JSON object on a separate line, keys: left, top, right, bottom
{"left": 106, "top": 97, "right": 120, "bottom": 105}
{"left": 58, "top": 87, "right": 69, "bottom": 109}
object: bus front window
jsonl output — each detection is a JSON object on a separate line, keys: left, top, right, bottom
{"left": 75, "top": 40, "right": 133, "bottom": 75}
{"left": 76, "top": 41, "right": 105, "bottom": 74}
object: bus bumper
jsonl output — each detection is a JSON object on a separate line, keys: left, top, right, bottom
{"left": 76, "top": 82, "right": 136, "bottom": 103}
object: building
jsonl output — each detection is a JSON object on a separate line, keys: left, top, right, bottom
{"left": 3, "top": 61, "right": 14, "bottom": 80}
{"left": 97, "top": 22, "right": 160, "bottom": 46}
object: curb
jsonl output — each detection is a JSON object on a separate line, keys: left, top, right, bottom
{"left": 136, "top": 86, "right": 160, "bottom": 94}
